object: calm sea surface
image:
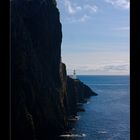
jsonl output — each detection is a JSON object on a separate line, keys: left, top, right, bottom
{"left": 59, "top": 75, "right": 130, "bottom": 140}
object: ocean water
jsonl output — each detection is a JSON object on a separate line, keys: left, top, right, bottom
{"left": 59, "top": 75, "right": 130, "bottom": 140}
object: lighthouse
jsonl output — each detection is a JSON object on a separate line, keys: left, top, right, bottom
{"left": 73, "top": 69, "right": 77, "bottom": 79}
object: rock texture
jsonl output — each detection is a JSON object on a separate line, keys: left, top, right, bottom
{"left": 11, "top": 0, "right": 97, "bottom": 140}
{"left": 66, "top": 76, "right": 97, "bottom": 116}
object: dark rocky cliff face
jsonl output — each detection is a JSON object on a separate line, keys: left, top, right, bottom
{"left": 11, "top": 0, "right": 97, "bottom": 140}
{"left": 66, "top": 76, "right": 97, "bottom": 116}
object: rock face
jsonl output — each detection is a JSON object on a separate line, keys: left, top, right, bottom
{"left": 11, "top": 0, "right": 97, "bottom": 140}
{"left": 66, "top": 76, "right": 97, "bottom": 116}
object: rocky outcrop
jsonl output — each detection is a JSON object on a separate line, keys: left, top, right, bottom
{"left": 11, "top": 0, "right": 97, "bottom": 140}
{"left": 66, "top": 76, "right": 97, "bottom": 116}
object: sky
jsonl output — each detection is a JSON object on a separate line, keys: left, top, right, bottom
{"left": 56, "top": 0, "right": 130, "bottom": 75}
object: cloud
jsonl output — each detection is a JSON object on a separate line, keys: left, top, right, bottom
{"left": 64, "top": 56, "right": 129, "bottom": 74}
{"left": 85, "top": 64, "right": 128, "bottom": 72}
{"left": 105, "top": 0, "right": 130, "bottom": 9}
{"left": 101, "top": 64, "right": 129, "bottom": 71}
{"left": 113, "top": 26, "right": 129, "bottom": 31}
{"left": 62, "top": 51, "right": 129, "bottom": 75}
{"left": 63, "top": 0, "right": 82, "bottom": 15}
{"left": 56, "top": 0, "right": 98, "bottom": 23}
{"left": 63, "top": 0, "right": 98, "bottom": 15}
{"left": 64, "top": 14, "right": 91, "bottom": 23}
{"left": 79, "top": 14, "right": 91, "bottom": 22}
{"left": 67, "top": 64, "right": 129, "bottom": 75}
{"left": 84, "top": 4, "right": 98, "bottom": 13}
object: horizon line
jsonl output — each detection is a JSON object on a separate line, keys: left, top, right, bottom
{"left": 68, "top": 74, "right": 130, "bottom": 76}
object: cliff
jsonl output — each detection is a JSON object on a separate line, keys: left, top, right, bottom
{"left": 66, "top": 76, "right": 97, "bottom": 116}
{"left": 11, "top": 0, "right": 97, "bottom": 140}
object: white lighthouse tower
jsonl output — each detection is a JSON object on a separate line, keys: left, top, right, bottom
{"left": 73, "top": 69, "right": 77, "bottom": 79}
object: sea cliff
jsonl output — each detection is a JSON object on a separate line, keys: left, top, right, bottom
{"left": 11, "top": 0, "right": 97, "bottom": 140}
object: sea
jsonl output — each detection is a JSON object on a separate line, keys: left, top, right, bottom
{"left": 59, "top": 75, "right": 130, "bottom": 140}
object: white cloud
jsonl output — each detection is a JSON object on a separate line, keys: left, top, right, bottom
{"left": 56, "top": 0, "right": 98, "bottom": 23}
{"left": 79, "top": 14, "right": 91, "bottom": 22}
{"left": 64, "top": 0, "right": 82, "bottom": 14}
{"left": 67, "top": 63, "right": 129, "bottom": 75}
{"left": 84, "top": 4, "right": 98, "bottom": 13}
{"left": 100, "top": 64, "right": 129, "bottom": 71}
{"left": 113, "top": 26, "right": 129, "bottom": 31}
{"left": 64, "top": 14, "right": 91, "bottom": 23}
{"left": 105, "top": 0, "right": 130, "bottom": 9}
{"left": 63, "top": 1, "right": 98, "bottom": 15}
{"left": 62, "top": 51, "right": 129, "bottom": 75}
